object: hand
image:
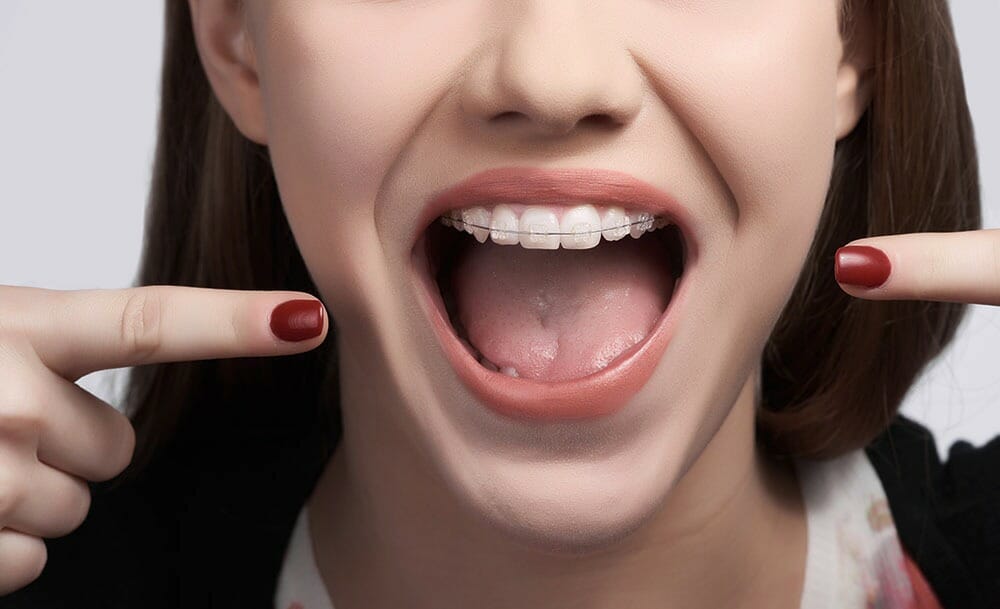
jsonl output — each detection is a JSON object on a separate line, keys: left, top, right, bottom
{"left": 0, "top": 285, "right": 327, "bottom": 595}
{"left": 835, "top": 229, "right": 1000, "bottom": 305}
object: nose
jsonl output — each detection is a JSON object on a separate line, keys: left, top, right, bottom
{"left": 458, "top": 1, "right": 644, "bottom": 139}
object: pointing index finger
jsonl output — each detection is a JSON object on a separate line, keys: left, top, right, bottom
{"left": 22, "top": 286, "right": 328, "bottom": 381}
{"left": 835, "top": 229, "right": 1000, "bottom": 306}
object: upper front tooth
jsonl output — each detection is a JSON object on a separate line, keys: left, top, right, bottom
{"left": 519, "top": 208, "right": 560, "bottom": 249}
{"left": 489, "top": 204, "right": 520, "bottom": 245}
{"left": 560, "top": 204, "right": 601, "bottom": 249}
{"left": 439, "top": 205, "right": 664, "bottom": 248}
{"left": 601, "top": 206, "right": 629, "bottom": 241}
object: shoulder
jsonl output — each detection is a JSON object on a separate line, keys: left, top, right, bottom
{"left": 864, "top": 414, "right": 1000, "bottom": 609}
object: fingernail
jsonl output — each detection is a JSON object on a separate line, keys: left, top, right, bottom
{"left": 270, "top": 299, "right": 324, "bottom": 342}
{"left": 835, "top": 245, "right": 892, "bottom": 288}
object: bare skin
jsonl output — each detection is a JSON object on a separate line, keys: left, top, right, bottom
{"left": 308, "top": 372, "right": 808, "bottom": 609}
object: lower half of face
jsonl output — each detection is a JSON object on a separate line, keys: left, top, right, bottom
{"left": 249, "top": 0, "right": 845, "bottom": 551}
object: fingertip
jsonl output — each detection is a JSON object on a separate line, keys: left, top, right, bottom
{"left": 269, "top": 298, "right": 326, "bottom": 344}
{"left": 834, "top": 244, "right": 892, "bottom": 289}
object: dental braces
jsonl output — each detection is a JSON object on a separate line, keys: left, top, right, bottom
{"left": 440, "top": 215, "right": 669, "bottom": 236}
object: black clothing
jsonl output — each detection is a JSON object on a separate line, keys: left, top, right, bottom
{"left": 864, "top": 415, "right": 1000, "bottom": 608}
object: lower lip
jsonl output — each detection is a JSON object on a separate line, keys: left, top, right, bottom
{"left": 410, "top": 232, "right": 690, "bottom": 422}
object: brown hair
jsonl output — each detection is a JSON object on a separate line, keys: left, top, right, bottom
{"left": 758, "top": 0, "right": 980, "bottom": 457}
{"left": 114, "top": 0, "right": 979, "bottom": 484}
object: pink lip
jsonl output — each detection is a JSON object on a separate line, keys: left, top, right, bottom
{"left": 410, "top": 166, "right": 697, "bottom": 422}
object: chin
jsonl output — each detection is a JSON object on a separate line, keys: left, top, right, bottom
{"left": 435, "top": 410, "right": 703, "bottom": 557}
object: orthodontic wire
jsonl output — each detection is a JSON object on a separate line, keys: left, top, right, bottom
{"left": 440, "top": 215, "right": 668, "bottom": 237}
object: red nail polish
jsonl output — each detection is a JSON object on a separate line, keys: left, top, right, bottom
{"left": 835, "top": 245, "right": 892, "bottom": 288}
{"left": 270, "top": 299, "right": 324, "bottom": 342}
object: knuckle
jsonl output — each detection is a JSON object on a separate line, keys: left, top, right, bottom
{"left": 56, "top": 478, "right": 92, "bottom": 536}
{"left": 24, "top": 541, "right": 48, "bottom": 588}
{"left": 0, "top": 531, "right": 47, "bottom": 595}
{"left": 96, "top": 413, "right": 136, "bottom": 481}
{"left": 0, "top": 467, "right": 25, "bottom": 521}
{"left": 116, "top": 416, "right": 137, "bottom": 473}
{"left": 119, "top": 288, "right": 164, "bottom": 361}
{"left": 0, "top": 380, "right": 45, "bottom": 440}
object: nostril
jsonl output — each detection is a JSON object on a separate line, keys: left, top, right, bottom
{"left": 487, "top": 111, "right": 616, "bottom": 136}
{"left": 579, "top": 113, "right": 617, "bottom": 128}
{"left": 490, "top": 111, "right": 524, "bottom": 125}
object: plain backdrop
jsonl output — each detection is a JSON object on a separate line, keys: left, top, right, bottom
{"left": 1, "top": 2, "right": 998, "bottom": 461}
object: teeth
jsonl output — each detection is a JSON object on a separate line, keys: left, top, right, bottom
{"left": 489, "top": 204, "right": 520, "bottom": 245}
{"left": 477, "top": 353, "right": 520, "bottom": 378}
{"left": 459, "top": 209, "right": 474, "bottom": 234}
{"left": 630, "top": 212, "right": 653, "bottom": 239}
{"left": 462, "top": 207, "right": 490, "bottom": 243}
{"left": 601, "top": 206, "right": 629, "bottom": 241}
{"left": 440, "top": 204, "right": 669, "bottom": 249}
{"left": 560, "top": 205, "right": 601, "bottom": 249}
{"left": 519, "top": 208, "right": 561, "bottom": 250}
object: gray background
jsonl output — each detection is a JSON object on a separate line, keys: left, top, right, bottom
{"left": 0, "top": 2, "right": 997, "bottom": 459}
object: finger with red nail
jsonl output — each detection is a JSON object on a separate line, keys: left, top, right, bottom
{"left": 835, "top": 229, "right": 1000, "bottom": 305}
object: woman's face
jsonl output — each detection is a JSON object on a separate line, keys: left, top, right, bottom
{"left": 225, "top": 0, "right": 867, "bottom": 549}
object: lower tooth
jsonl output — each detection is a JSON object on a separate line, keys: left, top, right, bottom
{"left": 500, "top": 366, "right": 519, "bottom": 378}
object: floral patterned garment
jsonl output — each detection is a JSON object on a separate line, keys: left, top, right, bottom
{"left": 794, "top": 449, "right": 943, "bottom": 609}
{"left": 275, "top": 449, "right": 943, "bottom": 609}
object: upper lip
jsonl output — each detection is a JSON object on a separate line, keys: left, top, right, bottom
{"left": 413, "top": 166, "right": 697, "bottom": 256}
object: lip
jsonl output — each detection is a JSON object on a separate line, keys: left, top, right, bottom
{"left": 409, "top": 166, "right": 698, "bottom": 422}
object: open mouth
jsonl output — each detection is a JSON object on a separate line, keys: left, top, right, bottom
{"left": 411, "top": 201, "right": 689, "bottom": 421}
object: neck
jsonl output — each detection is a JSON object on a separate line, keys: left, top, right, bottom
{"left": 307, "top": 372, "right": 807, "bottom": 609}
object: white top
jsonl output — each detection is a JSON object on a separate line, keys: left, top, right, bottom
{"left": 274, "top": 504, "right": 334, "bottom": 609}
{"left": 274, "top": 449, "right": 919, "bottom": 609}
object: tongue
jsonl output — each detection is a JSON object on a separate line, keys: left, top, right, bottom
{"left": 449, "top": 236, "right": 675, "bottom": 382}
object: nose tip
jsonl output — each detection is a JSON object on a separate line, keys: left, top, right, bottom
{"left": 458, "top": 4, "right": 644, "bottom": 140}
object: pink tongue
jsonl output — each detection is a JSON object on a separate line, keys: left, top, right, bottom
{"left": 450, "top": 237, "right": 674, "bottom": 381}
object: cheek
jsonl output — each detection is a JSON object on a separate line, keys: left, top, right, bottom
{"left": 635, "top": 1, "right": 842, "bottom": 282}
{"left": 679, "top": 3, "right": 842, "bottom": 247}
{"left": 250, "top": 3, "right": 486, "bottom": 304}
{"left": 626, "top": 2, "right": 845, "bottom": 406}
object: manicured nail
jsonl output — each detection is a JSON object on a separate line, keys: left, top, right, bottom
{"left": 270, "top": 299, "right": 324, "bottom": 342}
{"left": 835, "top": 245, "right": 892, "bottom": 288}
